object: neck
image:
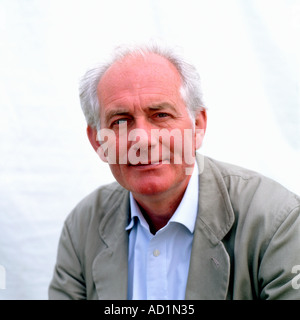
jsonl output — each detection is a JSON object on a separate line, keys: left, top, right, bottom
{"left": 132, "top": 176, "right": 191, "bottom": 234}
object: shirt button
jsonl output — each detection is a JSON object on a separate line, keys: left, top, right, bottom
{"left": 153, "top": 249, "right": 160, "bottom": 257}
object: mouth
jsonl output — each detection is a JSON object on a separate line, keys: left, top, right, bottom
{"left": 129, "top": 159, "right": 170, "bottom": 169}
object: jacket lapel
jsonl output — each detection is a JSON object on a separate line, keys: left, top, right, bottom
{"left": 92, "top": 189, "right": 130, "bottom": 300}
{"left": 185, "top": 155, "right": 235, "bottom": 299}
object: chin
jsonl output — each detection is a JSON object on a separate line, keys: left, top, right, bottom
{"left": 130, "top": 179, "right": 169, "bottom": 196}
{"left": 110, "top": 164, "right": 189, "bottom": 197}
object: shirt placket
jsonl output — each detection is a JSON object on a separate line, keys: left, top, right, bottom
{"left": 146, "top": 232, "right": 167, "bottom": 299}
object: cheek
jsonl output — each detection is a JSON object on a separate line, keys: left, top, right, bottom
{"left": 195, "top": 128, "right": 205, "bottom": 149}
{"left": 155, "top": 129, "right": 182, "bottom": 162}
{"left": 183, "top": 129, "right": 197, "bottom": 165}
{"left": 108, "top": 163, "right": 120, "bottom": 177}
{"left": 116, "top": 139, "right": 128, "bottom": 164}
{"left": 108, "top": 163, "right": 129, "bottom": 189}
{"left": 160, "top": 128, "right": 196, "bottom": 164}
{"left": 113, "top": 128, "right": 131, "bottom": 164}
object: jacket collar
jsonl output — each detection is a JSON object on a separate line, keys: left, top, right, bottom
{"left": 185, "top": 154, "right": 235, "bottom": 299}
{"left": 195, "top": 154, "right": 235, "bottom": 244}
{"left": 92, "top": 188, "right": 130, "bottom": 299}
{"left": 92, "top": 154, "right": 235, "bottom": 300}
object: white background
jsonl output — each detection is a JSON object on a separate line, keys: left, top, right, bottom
{"left": 0, "top": 0, "right": 299, "bottom": 299}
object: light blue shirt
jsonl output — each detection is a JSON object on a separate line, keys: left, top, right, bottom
{"left": 126, "top": 163, "right": 199, "bottom": 300}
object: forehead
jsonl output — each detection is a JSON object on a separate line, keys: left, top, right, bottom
{"left": 97, "top": 53, "right": 182, "bottom": 106}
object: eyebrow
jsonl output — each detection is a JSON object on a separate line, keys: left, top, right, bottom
{"left": 104, "top": 109, "right": 131, "bottom": 124}
{"left": 148, "top": 103, "right": 177, "bottom": 113}
{"left": 104, "top": 103, "right": 177, "bottom": 123}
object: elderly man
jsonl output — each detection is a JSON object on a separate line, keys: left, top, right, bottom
{"left": 49, "top": 43, "right": 300, "bottom": 300}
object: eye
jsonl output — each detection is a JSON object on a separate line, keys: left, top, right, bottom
{"left": 155, "top": 112, "right": 169, "bottom": 118}
{"left": 112, "top": 118, "right": 129, "bottom": 126}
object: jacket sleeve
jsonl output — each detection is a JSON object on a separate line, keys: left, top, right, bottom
{"left": 48, "top": 220, "right": 86, "bottom": 300}
{"left": 258, "top": 205, "right": 300, "bottom": 299}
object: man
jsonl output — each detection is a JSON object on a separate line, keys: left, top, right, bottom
{"left": 49, "top": 43, "right": 300, "bottom": 299}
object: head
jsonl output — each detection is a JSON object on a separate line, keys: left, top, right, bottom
{"left": 80, "top": 42, "right": 206, "bottom": 130}
{"left": 79, "top": 42, "right": 207, "bottom": 199}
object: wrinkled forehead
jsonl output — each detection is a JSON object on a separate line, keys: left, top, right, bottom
{"left": 97, "top": 53, "right": 183, "bottom": 104}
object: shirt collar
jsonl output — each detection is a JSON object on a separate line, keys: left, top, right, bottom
{"left": 126, "top": 163, "right": 199, "bottom": 234}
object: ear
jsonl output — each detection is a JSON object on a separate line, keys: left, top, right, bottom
{"left": 87, "top": 126, "right": 108, "bottom": 162}
{"left": 194, "top": 109, "right": 207, "bottom": 150}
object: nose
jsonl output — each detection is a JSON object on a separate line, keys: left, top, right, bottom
{"left": 129, "top": 117, "right": 156, "bottom": 151}
{"left": 127, "top": 117, "right": 161, "bottom": 165}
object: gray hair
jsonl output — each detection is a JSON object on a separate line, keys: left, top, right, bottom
{"left": 79, "top": 42, "right": 205, "bottom": 129}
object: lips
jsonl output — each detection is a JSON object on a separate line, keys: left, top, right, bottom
{"left": 129, "top": 159, "right": 170, "bottom": 167}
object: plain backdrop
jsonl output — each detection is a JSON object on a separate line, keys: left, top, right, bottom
{"left": 0, "top": 0, "right": 299, "bottom": 299}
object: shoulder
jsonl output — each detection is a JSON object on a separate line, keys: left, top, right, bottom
{"left": 64, "top": 181, "right": 129, "bottom": 240}
{"left": 206, "top": 156, "right": 300, "bottom": 208}
{"left": 206, "top": 156, "right": 267, "bottom": 180}
{"left": 205, "top": 156, "right": 300, "bottom": 241}
{"left": 70, "top": 181, "right": 127, "bottom": 216}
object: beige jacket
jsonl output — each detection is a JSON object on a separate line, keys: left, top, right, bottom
{"left": 49, "top": 155, "right": 300, "bottom": 299}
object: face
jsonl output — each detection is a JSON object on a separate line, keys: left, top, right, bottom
{"left": 90, "top": 53, "right": 206, "bottom": 200}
